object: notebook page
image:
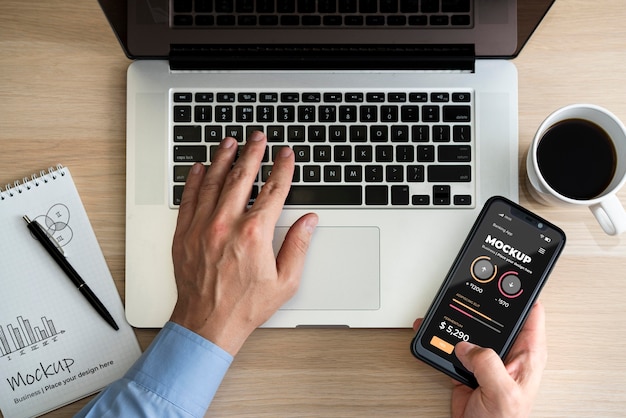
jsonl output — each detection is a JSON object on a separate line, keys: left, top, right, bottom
{"left": 0, "top": 167, "right": 141, "bottom": 418}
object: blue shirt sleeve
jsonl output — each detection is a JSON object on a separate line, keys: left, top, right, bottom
{"left": 75, "top": 322, "right": 233, "bottom": 418}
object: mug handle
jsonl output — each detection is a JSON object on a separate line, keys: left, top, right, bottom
{"left": 590, "top": 194, "right": 626, "bottom": 235}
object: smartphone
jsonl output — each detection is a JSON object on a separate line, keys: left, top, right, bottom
{"left": 411, "top": 196, "right": 565, "bottom": 388}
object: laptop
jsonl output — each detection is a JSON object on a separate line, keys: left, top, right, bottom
{"left": 98, "top": 0, "right": 555, "bottom": 328}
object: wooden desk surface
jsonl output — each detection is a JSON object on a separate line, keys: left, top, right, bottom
{"left": 1, "top": 1, "right": 625, "bottom": 416}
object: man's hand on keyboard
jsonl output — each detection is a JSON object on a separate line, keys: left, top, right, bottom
{"left": 170, "top": 131, "right": 318, "bottom": 355}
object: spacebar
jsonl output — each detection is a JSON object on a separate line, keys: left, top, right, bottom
{"left": 285, "top": 185, "right": 362, "bottom": 205}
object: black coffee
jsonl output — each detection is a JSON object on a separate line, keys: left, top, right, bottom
{"left": 537, "top": 118, "right": 617, "bottom": 200}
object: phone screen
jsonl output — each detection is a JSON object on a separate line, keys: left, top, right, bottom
{"left": 413, "top": 197, "right": 565, "bottom": 384}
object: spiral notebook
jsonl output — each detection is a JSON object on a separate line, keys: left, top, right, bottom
{"left": 0, "top": 166, "right": 141, "bottom": 418}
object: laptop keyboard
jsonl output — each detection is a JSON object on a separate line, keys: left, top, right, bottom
{"left": 171, "top": 89, "right": 474, "bottom": 208}
{"left": 171, "top": 0, "right": 473, "bottom": 28}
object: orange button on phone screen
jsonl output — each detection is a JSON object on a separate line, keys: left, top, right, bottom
{"left": 430, "top": 336, "right": 455, "bottom": 354}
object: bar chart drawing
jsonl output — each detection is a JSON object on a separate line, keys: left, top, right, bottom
{"left": 0, "top": 315, "right": 65, "bottom": 359}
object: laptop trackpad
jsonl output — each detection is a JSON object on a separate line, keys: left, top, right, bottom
{"left": 273, "top": 226, "right": 380, "bottom": 310}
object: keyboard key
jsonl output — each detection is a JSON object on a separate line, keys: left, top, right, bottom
{"left": 345, "top": 165, "right": 362, "bottom": 182}
{"left": 278, "top": 106, "right": 295, "bottom": 122}
{"left": 366, "top": 93, "right": 385, "bottom": 102}
{"left": 195, "top": 106, "right": 212, "bottom": 122}
{"left": 433, "top": 125, "right": 450, "bottom": 142}
{"left": 391, "top": 185, "right": 410, "bottom": 205}
{"left": 224, "top": 125, "right": 244, "bottom": 141}
{"left": 285, "top": 185, "right": 362, "bottom": 205}
{"left": 412, "top": 125, "right": 429, "bottom": 142}
{"left": 313, "top": 145, "right": 332, "bottom": 162}
{"left": 407, "top": 165, "right": 424, "bottom": 182}
{"left": 396, "top": 145, "right": 414, "bottom": 162}
{"left": 375, "top": 145, "right": 393, "bottom": 162}
{"left": 293, "top": 145, "right": 311, "bottom": 162}
{"left": 365, "top": 185, "right": 388, "bottom": 205}
{"left": 281, "top": 92, "right": 300, "bottom": 102}
{"left": 302, "top": 165, "right": 321, "bottom": 182}
{"left": 400, "top": 0, "right": 419, "bottom": 13}
{"left": 355, "top": 145, "right": 373, "bottom": 162}
{"left": 417, "top": 145, "right": 435, "bottom": 162}
{"left": 350, "top": 125, "right": 367, "bottom": 142}
{"left": 236, "top": 105, "right": 254, "bottom": 122}
{"left": 454, "top": 195, "right": 472, "bottom": 205}
{"left": 428, "top": 165, "right": 471, "bottom": 182}
{"left": 319, "top": 106, "right": 337, "bottom": 122}
{"left": 174, "top": 106, "right": 192, "bottom": 122}
{"left": 195, "top": 93, "right": 213, "bottom": 102}
{"left": 324, "top": 165, "right": 342, "bottom": 182}
{"left": 217, "top": 93, "right": 235, "bottom": 102}
{"left": 339, "top": 0, "right": 357, "bottom": 13}
{"left": 370, "top": 126, "right": 388, "bottom": 142}
{"left": 287, "top": 125, "right": 305, "bottom": 142}
{"left": 364, "top": 165, "right": 382, "bottom": 182}
{"left": 386, "top": 166, "right": 404, "bottom": 182}
{"left": 433, "top": 185, "right": 451, "bottom": 205}
{"left": 431, "top": 93, "right": 449, "bottom": 102}
{"left": 216, "top": 106, "right": 233, "bottom": 122}
{"left": 422, "top": 106, "right": 440, "bottom": 122}
{"left": 391, "top": 126, "right": 409, "bottom": 142}
{"left": 173, "top": 165, "right": 194, "bottom": 182}
{"left": 173, "top": 185, "right": 185, "bottom": 205}
{"left": 334, "top": 146, "right": 352, "bottom": 162}
{"left": 267, "top": 126, "right": 285, "bottom": 142}
{"left": 174, "top": 125, "right": 201, "bottom": 142}
{"left": 329, "top": 126, "right": 347, "bottom": 142}
{"left": 412, "top": 194, "right": 430, "bottom": 205}
{"left": 453, "top": 125, "right": 471, "bottom": 142}
{"left": 438, "top": 145, "right": 471, "bottom": 162}
{"left": 238, "top": 92, "right": 257, "bottom": 102}
{"left": 452, "top": 92, "right": 471, "bottom": 102}
{"left": 442, "top": 0, "right": 470, "bottom": 13}
{"left": 205, "top": 126, "right": 223, "bottom": 142}
{"left": 443, "top": 106, "right": 471, "bottom": 122}
{"left": 421, "top": 0, "right": 439, "bottom": 13}
{"left": 260, "top": 93, "right": 278, "bottom": 102}
{"left": 173, "top": 92, "right": 192, "bottom": 102}
{"left": 174, "top": 145, "right": 207, "bottom": 162}
{"left": 308, "top": 126, "right": 326, "bottom": 142}
{"left": 388, "top": 92, "right": 406, "bottom": 102}
{"left": 302, "top": 93, "right": 321, "bottom": 102}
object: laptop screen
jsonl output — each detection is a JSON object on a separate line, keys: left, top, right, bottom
{"left": 99, "top": 0, "right": 554, "bottom": 60}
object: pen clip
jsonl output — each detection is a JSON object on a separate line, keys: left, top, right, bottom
{"left": 23, "top": 215, "right": 65, "bottom": 256}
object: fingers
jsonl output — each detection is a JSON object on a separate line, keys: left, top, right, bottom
{"left": 174, "top": 162, "right": 206, "bottom": 241}
{"left": 455, "top": 342, "right": 514, "bottom": 391}
{"left": 412, "top": 318, "right": 423, "bottom": 332}
{"left": 503, "top": 302, "right": 548, "bottom": 389}
{"left": 209, "top": 132, "right": 266, "bottom": 220}
{"left": 512, "top": 301, "right": 546, "bottom": 354}
{"left": 276, "top": 213, "right": 318, "bottom": 291}
{"left": 248, "top": 145, "right": 295, "bottom": 228}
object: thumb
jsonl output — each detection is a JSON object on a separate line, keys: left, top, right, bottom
{"left": 276, "top": 213, "right": 318, "bottom": 288}
{"left": 455, "top": 342, "right": 514, "bottom": 390}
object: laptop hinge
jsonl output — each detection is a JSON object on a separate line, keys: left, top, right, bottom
{"left": 169, "top": 44, "right": 475, "bottom": 72}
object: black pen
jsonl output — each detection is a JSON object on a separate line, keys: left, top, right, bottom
{"left": 23, "top": 215, "right": 119, "bottom": 331}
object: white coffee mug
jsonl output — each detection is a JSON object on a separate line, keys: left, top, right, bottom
{"left": 526, "top": 104, "right": 626, "bottom": 235}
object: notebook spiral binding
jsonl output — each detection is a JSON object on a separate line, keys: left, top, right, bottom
{"left": 0, "top": 164, "right": 66, "bottom": 200}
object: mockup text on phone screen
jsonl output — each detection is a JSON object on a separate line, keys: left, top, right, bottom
{"left": 419, "top": 199, "right": 562, "bottom": 368}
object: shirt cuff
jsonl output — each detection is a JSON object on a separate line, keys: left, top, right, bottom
{"left": 125, "top": 321, "right": 233, "bottom": 417}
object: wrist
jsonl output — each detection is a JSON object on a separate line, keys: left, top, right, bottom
{"left": 170, "top": 303, "right": 254, "bottom": 356}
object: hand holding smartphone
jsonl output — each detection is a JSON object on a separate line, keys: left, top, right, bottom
{"left": 411, "top": 196, "right": 565, "bottom": 388}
